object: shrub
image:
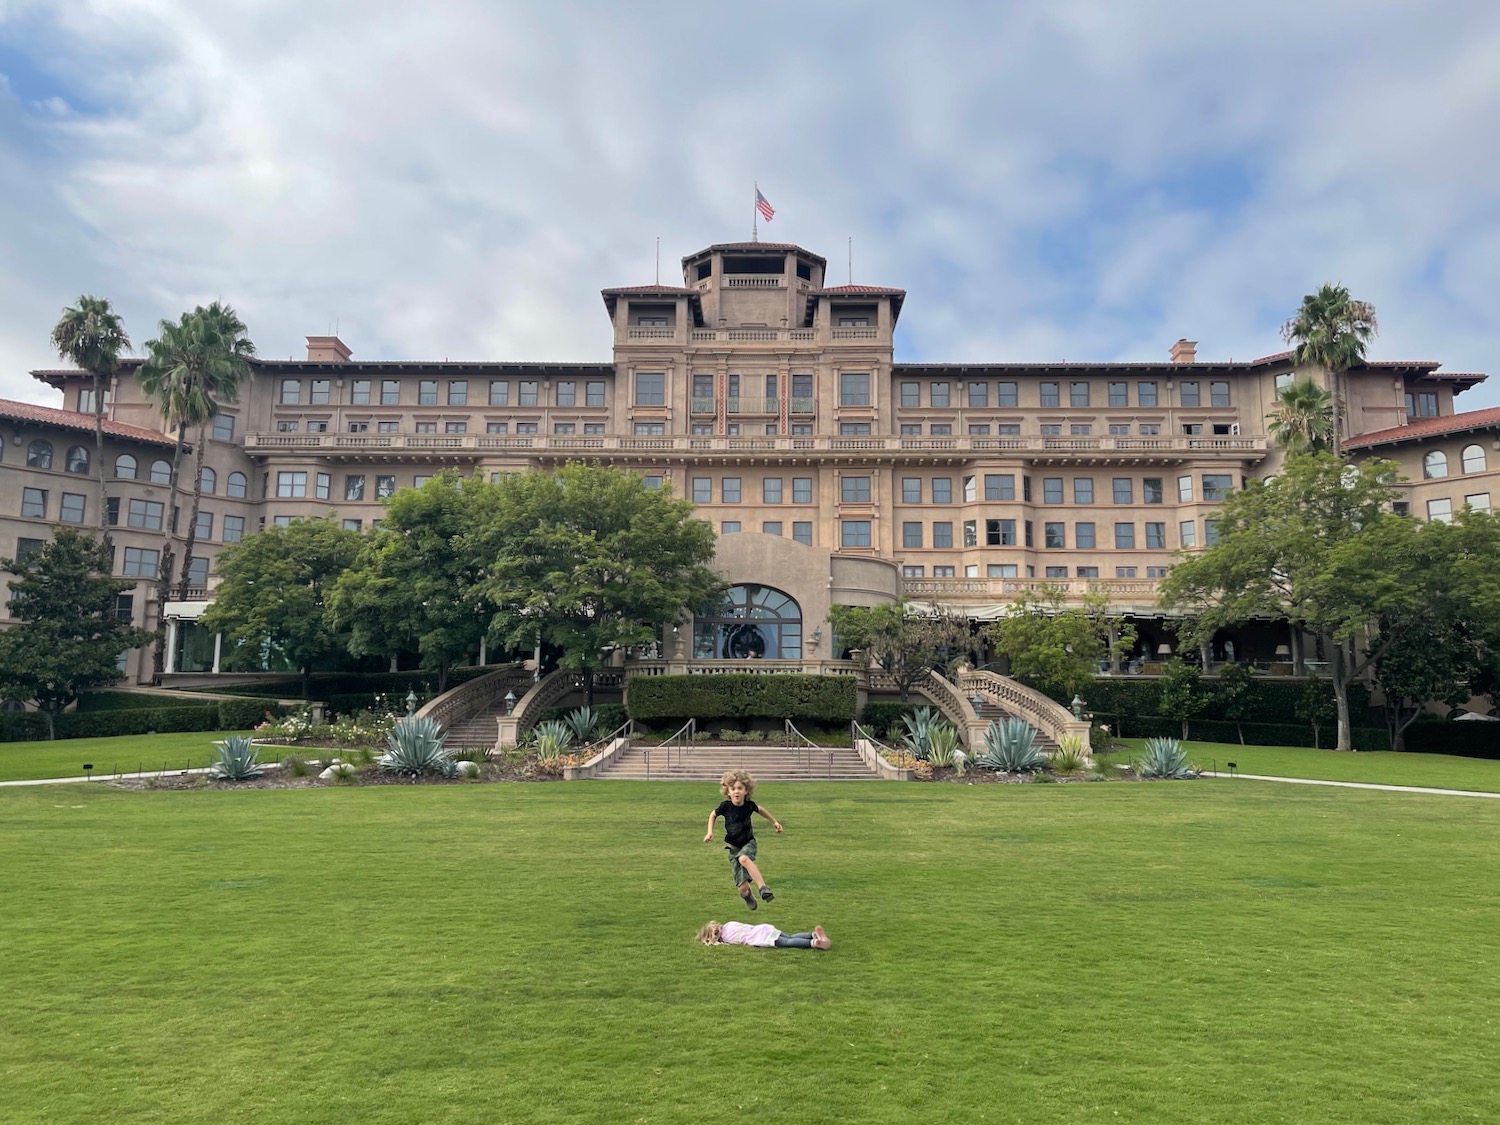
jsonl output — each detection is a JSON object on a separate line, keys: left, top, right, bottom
{"left": 978, "top": 717, "right": 1045, "bottom": 773}
{"left": 899, "top": 707, "right": 948, "bottom": 761}
{"left": 283, "top": 755, "right": 311, "bottom": 778}
{"left": 627, "top": 673, "right": 856, "bottom": 723}
{"left": 1051, "top": 734, "right": 1090, "bottom": 774}
{"left": 379, "top": 716, "right": 457, "bottom": 777}
{"left": 1138, "top": 737, "right": 1197, "bottom": 779}
{"left": 209, "top": 735, "right": 267, "bottom": 781}
{"left": 861, "top": 701, "right": 924, "bottom": 739}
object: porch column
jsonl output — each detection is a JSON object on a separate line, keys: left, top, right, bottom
{"left": 478, "top": 636, "right": 487, "bottom": 665}
{"left": 165, "top": 618, "right": 179, "bottom": 674}
{"left": 212, "top": 632, "right": 223, "bottom": 674}
{"left": 1108, "top": 624, "right": 1121, "bottom": 674}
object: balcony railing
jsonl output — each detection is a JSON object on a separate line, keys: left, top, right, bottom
{"left": 627, "top": 326, "right": 676, "bottom": 340}
{"left": 243, "top": 432, "right": 1267, "bottom": 459}
{"left": 901, "top": 577, "right": 1162, "bottom": 599}
{"left": 688, "top": 328, "right": 817, "bottom": 343}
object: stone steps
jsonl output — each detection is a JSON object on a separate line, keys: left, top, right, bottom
{"left": 592, "top": 743, "right": 877, "bottom": 781}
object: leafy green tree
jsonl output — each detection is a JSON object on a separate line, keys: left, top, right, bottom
{"left": 329, "top": 472, "right": 491, "bottom": 694}
{"left": 983, "top": 588, "right": 1135, "bottom": 701}
{"left": 1158, "top": 658, "right": 1209, "bottom": 740}
{"left": 201, "top": 518, "right": 361, "bottom": 699}
{"left": 1281, "top": 283, "right": 1377, "bottom": 449}
{"left": 1295, "top": 677, "right": 1338, "bottom": 749}
{"left": 1372, "top": 611, "right": 1482, "bottom": 751}
{"left": 50, "top": 295, "right": 131, "bottom": 538}
{"left": 1266, "top": 379, "right": 1334, "bottom": 455}
{"left": 1214, "top": 661, "right": 1260, "bottom": 744}
{"left": 1159, "top": 452, "right": 1404, "bottom": 751}
{"left": 828, "top": 600, "right": 970, "bottom": 700}
{"left": 0, "top": 529, "right": 152, "bottom": 738}
{"left": 474, "top": 465, "right": 720, "bottom": 701}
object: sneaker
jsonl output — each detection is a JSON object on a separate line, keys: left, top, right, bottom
{"left": 759, "top": 886, "right": 775, "bottom": 902}
{"left": 741, "top": 888, "right": 758, "bottom": 911}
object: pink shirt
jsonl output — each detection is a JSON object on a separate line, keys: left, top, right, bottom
{"left": 720, "top": 921, "right": 780, "bottom": 947}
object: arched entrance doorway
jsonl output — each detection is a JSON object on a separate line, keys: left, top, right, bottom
{"left": 693, "top": 584, "right": 803, "bottom": 660}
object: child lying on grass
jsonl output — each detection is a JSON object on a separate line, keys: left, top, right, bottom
{"left": 696, "top": 921, "right": 830, "bottom": 949}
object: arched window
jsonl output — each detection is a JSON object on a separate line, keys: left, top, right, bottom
{"left": 1462, "top": 444, "right": 1486, "bottom": 474}
{"left": 199, "top": 466, "right": 217, "bottom": 494}
{"left": 27, "top": 439, "right": 52, "bottom": 469}
{"left": 150, "top": 459, "right": 172, "bottom": 485}
{"left": 227, "top": 471, "right": 248, "bottom": 499}
{"left": 66, "top": 445, "right": 90, "bottom": 474}
{"left": 115, "top": 454, "right": 138, "bottom": 479}
{"left": 693, "top": 584, "right": 803, "bottom": 660}
{"left": 1423, "top": 451, "right": 1449, "bottom": 479}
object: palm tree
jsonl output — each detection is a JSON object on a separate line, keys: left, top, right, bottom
{"left": 1266, "top": 379, "right": 1335, "bottom": 455}
{"left": 1281, "top": 284, "right": 1378, "bottom": 452}
{"left": 50, "top": 296, "right": 131, "bottom": 538}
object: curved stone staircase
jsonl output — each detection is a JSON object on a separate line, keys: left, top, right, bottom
{"left": 589, "top": 741, "right": 878, "bottom": 782}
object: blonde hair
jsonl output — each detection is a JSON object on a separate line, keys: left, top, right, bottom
{"left": 696, "top": 921, "right": 724, "bottom": 945}
{"left": 719, "top": 769, "right": 755, "bottom": 797}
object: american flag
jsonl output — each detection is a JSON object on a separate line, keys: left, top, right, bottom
{"left": 755, "top": 189, "right": 775, "bottom": 222}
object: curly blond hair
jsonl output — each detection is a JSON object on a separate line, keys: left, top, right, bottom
{"left": 719, "top": 769, "right": 755, "bottom": 797}
{"left": 696, "top": 921, "right": 724, "bottom": 945}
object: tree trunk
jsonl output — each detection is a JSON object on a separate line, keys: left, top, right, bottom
{"left": 585, "top": 667, "right": 595, "bottom": 707}
{"left": 1330, "top": 638, "right": 1353, "bottom": 752}
{"left": 176, "top": 424, "right": 208, "bottom": 601}
{"left": 151, "top": 424, "right": 188, "bottom": 677}
{"left": 301, "top": 665, "right": 311, "bottom": 701}
{"left": 437, "top": 657, "right": 449, "bottom": 695}
{"left": 93, "top": 371, "right": 110, "bottom": 544}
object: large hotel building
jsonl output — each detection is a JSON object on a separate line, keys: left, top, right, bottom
{"left": 5, "top": 238, "right": 1499, "bottom": 682}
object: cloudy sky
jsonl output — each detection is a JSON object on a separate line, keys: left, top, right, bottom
{"left": 2, "top": 1, "right": 1498, "bottom": 412}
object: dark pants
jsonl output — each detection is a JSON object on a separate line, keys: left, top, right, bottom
{"left": 774, "top": 932, "right": 816, "bottom": 948}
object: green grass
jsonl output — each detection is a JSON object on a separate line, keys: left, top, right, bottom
{"left": 0, "top": 731, "right": 255, "bottom": 782}
{"left": 5, "top": 780, "right": 1500, "bottom": 1123}
{"left": 1117, "top": 738, "right": 1500, "bottom": 793}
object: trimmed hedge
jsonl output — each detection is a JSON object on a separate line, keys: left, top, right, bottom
{"left": 859, "top": 701, "right": 926, "bottom": 740}
{"left": 1091, "top": 712, "right": 1390, "bottom": 750}
{"left": 0, "top": 699, "right": 288, "bottom": 743}
{"left": 1056, "top": 677, "right": 1373, "bottom": 728}
{"left": 628, "top": 674, "right": 857, "bottom": 723}
{"left": 1404, "top": 722, "right": 1500, "bottom": 760}
{"left": 192, "top": 666, "right": 495, "bottom": 700}
{"left": 76, "top": 691, "right": 179, "bottom": 712}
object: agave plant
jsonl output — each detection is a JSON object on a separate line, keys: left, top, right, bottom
{"left": 530, "top": 719, "right": 574, "bottom": 760}
{"left": 379, "top": 715, "right": 457, "bottom": 777}
{"left": 210, "top": 735, "right": 266, "bottom": 781}
{"left": 564, "top": 707, "right": 603, "bottom": 745}
{"left": 978, "top": 717, "right": 1045, "bottom": 773}
{"left": 1138, "top": 736, "right": 1197, "bottom": 779}
{"left": 1050, "top": 734, "right": 1091, "bottom": 774}
{"left": 899, "top": 707, "right": 946, "bottom": 761}
{"left": 924, "top": 723, "right": 963, "bottom": 770}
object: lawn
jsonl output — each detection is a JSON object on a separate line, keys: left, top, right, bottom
{"left": 4, "top": 779, "right": 1500, "bottom": 1123}
{"left": 0, "top": 731, "right": 254, "bottom": 783}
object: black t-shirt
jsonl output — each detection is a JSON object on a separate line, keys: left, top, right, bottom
{"left": 716, "top": 798, "right": 759, "bottom": 848}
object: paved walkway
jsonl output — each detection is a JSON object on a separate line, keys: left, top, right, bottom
{"left": 0, "top": 768, "right": 214, "bottom": 788}
{"left": 1205, "top": 771, "right": 1500, "bottom": 799}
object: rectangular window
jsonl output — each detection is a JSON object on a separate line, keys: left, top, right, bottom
{"left": 935, "top": 565, "right": 957, "bottom": 578}
{"left": 930, "top": 382, "right": 950, "bottom": 408}
{"left": 381, "top": 379, "right": 401, "bottom": 405}
{"left": 903, "top": 565, "right": 925, "bottom": 579}
{"left": 582, "top": 380, "right": 605, "bottom": 407}
{"left": 127, "top": 498, "right": 163, "bottom": 530}
{"left": 309, "top": 379, "right": 330, "bottom": 405}
{"left": 555, "top": 381, "right": 576, "bottom": 407}
{"left": 791, "top": 374, "right": 813, "bottom": 409}
{"left": 184, "top": 556, "right": 209, "bottom": 588}
{"left": 901, "top": 423, "right": 922, "bottom": 437}
{"left": 997, "top": 382, "right": 1017, "bottom": 408}
{"left": 998, "top": 423, "right": 1021, "bottom": 436}
{"left": 376, "top": 475, "right": 396, "bottom": 499}
{"left": 1073, "top": 478, "right": 1094, "bottom": 504}
{"left": 1070, "top": 424, "right": 1092, "bottom": 436}
{"left": 841, "top": 476, "right": 871, "bottom": 503}
{"left": 1179, "top": 520, "right": 1197, "bottom": 548}
{"left": 1077, "top": 567, "right": 1099, "bottom": 579}
{"left": 1142, "top": 478, "right": 1163, "bottom": 504}
{"left": 900, "top": 382, "right": 920, "bottom": 407}
{"left": 1139, "top": 423, "right": 1161, "bottom": 436}
{"left": 1045, "top": 566, "right": 1069, "bottom": 579}
{"left": 634, "top": 373, "right": 665, "bottom": 406}
{"left": 1210, "top": 381, "right": 1230, "bottom": 407}
{"left": 277, "top": 420, "right": 299, "bottom": 433}
{"left": 277, "top": 471, "right": 307, "bottom": 498}
{"left": 721, "top": 521, "right": 740, "bottom": 534}
{"left": 1075, "top": 522, "right": 1096, "bottom": 549}
{"left": 515, "top": 422, "right": 539, "bottom": 434}
{"left": 691, "top": 478, "right": 711, "bottom": 503}
{"left": 1039, "top": 382, "right": 1060, "bottom": 408}
{"left": 902, "top": 522, "right": 923, "bottom": 548}
{"left": 106, "top": 497, "right": 119, "bottom": 526}
{"left": 722, "top": 478, "right": 742, "bottom": 503}
{"left": 306, "top": 421, "right": 328, "bottom": 433}
{"left": 1147, "top": 565, "right": 1169, "bottom": 579}
{"left": 1040, "top": 423, "right": 1061, "bottom": 436}
{"left": 1202, "top": 474, "right": 1233, "bottom": 502}
{"left": 448, "top": 380, "right": 468, "bottom": 406}
{"left": 1025, "top": 520, "right": 1034, "bottom": 548}
{"left": 273, "top": 516, "right": 293, "bottom": 528}
{"left": 212, "top": 415, "right": 235, "bottom": 441}
{"left": 929, "top": 423, "right": 951, "bottom": 436}
{"left": 1115, "top": 523, "right": 1136, "bottom": 549}
{"left": 1465, "top": 493, "right": 1492, "bottom": 512}
{"left": 583, "top": 423, "right": 605, "bottom": 435}
{"left": 194, "top": 510, "right": 214, "bottom": 540}
{"left": 793, "top": 478, "right": 813, "bottom": 504}
{"left": 446, "top": 422, "right": 467, "bottom": 434}
{"left": 839, "top": 373, "right": 871, "bottom": 406}
{"left": 1204, "top": 519, "right": 1222, "bottom": 545}
{"left": 792, "top": 521, "right": 812, "bottom": 546}
{"left": 763, "top": 521, "right": 783, "bottom": 536}
{"left": 348, "top": 420, "right": 369, "bottom": 434}
{"left": 59, "top": 492, "right": 85, "bottom": 523}
{"left": 489, "top": 381, "right": 510, "bottom": 406}
{"left": 983, "top": 474, "right": 1015, "bottom": 501}
{"left": 279, "top": 379, "right": 301, "bottom": 404}
{"left": 1070, "top": 381, "right": 1089, "bottom": 407}
{"left": 633, "top": 422, "right": 665, "bottom": 436}
{"left": 518, "top": 381, "right": 539, "bottom": 407}
{"left": 968, "top": 424, "right": 990, "bottom": 436}
{"left": 1427, "top": 498, "right": 1454, "bottom": 523}
{"left": 1044, "top": 521, "right": 1065, "bottom": 548}
{"left": 901, "top": 478, "right": 921, "bottom": 504}
{"left": 342, "top": 519, "right": 363, "bottom": 532}
{"left": 1109, "top": 423, "right": 1130, "bottom": 436}
{"left": 839, "top": 422, "right": 871, "bottom": 436}
{"left": 1417, "top": 392, "right": 1439, "bottom": 418}
{"left": 762, "top": 478, "right": 783, "bottom": 504}
{"left": 345, "top": 475, "right": 366, "bottom": 501}
{"left": 418, "top": 379, "right": 438, "bottom": 406}
{"left": 967, "top": 381, "right": 989, "bottom": 408}
{"left": 1178, "top": 475, "right": 1193, "bottom": 503}
{"left": 122, "top": 546, "right": 159, "bottom": 577}
{"left": 1023, "top": 476, "right": 1033, "bottom": 503}
{"left": 16, "top": 537, "right": 45, "bottom": 564}
{"left": 1108, "top": 382, "right": 1127, "bottom": 407}
{"left": 1138, "top": 381, "right": 1158, "bottom": 407}
{"left": 223, "top": 515, "right": 245, "bottom": 543}
{"left": 1179, "top": 381, "right": 1200, "bottom": 407}
{"left": 1112, "top": 478, "right": 1133, "bottom": 504}
{"left": 315, "top": 472, "right": 331, "bottom": 500}
{"left": 933, "top": 521, "right": 953, "bottom": 548}
{"left": 486, "top": 422, "right": 508, "bottom": 435}
{"left": 351, "top": 379, "right": 371, "bottom": 405}
{"left": 841, "top": 520, "right": 872, "bottom": 547}
{"left": 986, "top": 519, "right": 1016, "bottom": 547}
{"left": 1145, "top": 522, "right": 1166, "bottom": 549}
{"left": 932, "top": 478, "right": 952, "bottom": 504}
{"left": 1042, "top": 477, "right": 1063, "bottom": 504}
{"left": 963, "top": 520, "right": 977, "bottom": 547}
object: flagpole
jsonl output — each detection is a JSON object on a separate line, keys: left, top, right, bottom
{"left": 753, "top": 181, "right": 759, "bottom": 242}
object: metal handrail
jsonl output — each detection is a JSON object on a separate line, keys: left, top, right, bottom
{"left": 784, "top": 720, "right": 832, "bottom": 779}
{"left": 644, "top": 718, "right": 695, "bottom": 780}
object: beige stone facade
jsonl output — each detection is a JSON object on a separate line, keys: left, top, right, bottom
{"left": 3, "top": 238, "right": 1493, "bottom": 681}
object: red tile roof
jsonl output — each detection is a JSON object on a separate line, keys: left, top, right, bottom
{"left": 599, "top": 285, "right": 699, "bottom": 295}
{"left": 1344, "top": 405, "right": 1500, "bottom": 450}
{"left": 809, "top": 284, "right": 907, "bottom": 296}
{"left": 0, "top": 398, "right": 178, "bottom": 447}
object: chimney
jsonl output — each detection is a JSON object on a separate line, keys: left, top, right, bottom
{"left": 1169, "top": 338, "right": 1197, "bottom": 364}
{"left": 306, "top": 335, "right": 352, "bottom": 362}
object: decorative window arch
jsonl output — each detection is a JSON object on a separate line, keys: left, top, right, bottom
{"left": 227, "top": 471, "right": 248, "bottom": 498}
{"left": 115, "top": 453, "right": 138, "bottom": 479}
{"left": 693, "top": 584, "right": 803, "bottom": 660}
{"left": 27, "top": 439, "right": 53, "bottom": 469}
{"left": 199, "top": 465, "right": 217, "bottom": 494}
{"left": 150, "top": 459, "right": 172, "bottom": 485}
{"left": 1423, "top": 450, "right": 1448, "bottom": 479}
{"left": 66, "top": 445, "right": 90, "bottom": 474}
{"left": 1462, "top": 444, "right": 1486, "bottom": 474}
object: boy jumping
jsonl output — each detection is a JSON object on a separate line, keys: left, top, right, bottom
{"left": 703, "top": 768, "right": 782, "bottom": 912}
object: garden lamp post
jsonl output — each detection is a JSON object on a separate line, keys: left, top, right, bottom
{"left": 504, "top": 690, "right": 517, "bottom": 716}
{"left": 1070, "top": 695, "right": 1084, "bottom": 720}
{"left": 405, "top": 689, "right": 417, "bottom": 716}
